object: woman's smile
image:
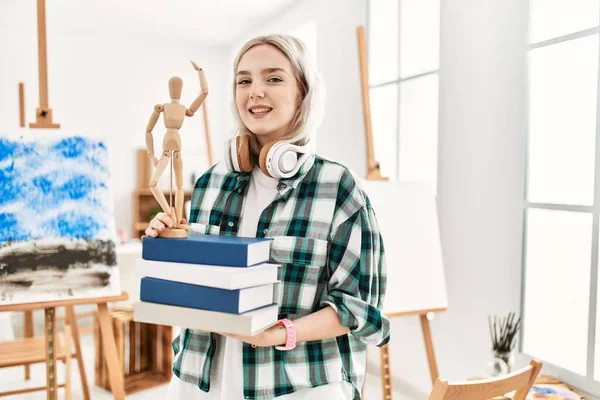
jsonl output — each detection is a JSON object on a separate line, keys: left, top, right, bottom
{"left": 248, "top": 105, "right": 273, "bottom": 119}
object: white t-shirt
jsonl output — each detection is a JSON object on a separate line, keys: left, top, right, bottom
{"left": 167, "top": 166, "right": 353, "bottom": 399}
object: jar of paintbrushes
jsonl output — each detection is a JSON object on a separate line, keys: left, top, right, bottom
{"left": 486, "top": 312, "right": 522, "bottom": 377}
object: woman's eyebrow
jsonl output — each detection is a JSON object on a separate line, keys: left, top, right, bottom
{"left": 236, "top": 67, "right": 290, "bottom": 76}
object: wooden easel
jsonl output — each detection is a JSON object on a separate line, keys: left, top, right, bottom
{"left": 379, "top": 308, "right": 447, "bottom": 400}
{"left": 201, "top": 101, "right": 214, "bottom": 166}
{"left": 356, "top": 24, "right": 446, "bottom": 399}
{"left": 0, "top": 292, "right": 128, "bottom": 400}
{"left": 19, "top": 0, "right": 60, "bottom": 129}
{"left": 356, "top": 25, "right": 387, "bottom": 181}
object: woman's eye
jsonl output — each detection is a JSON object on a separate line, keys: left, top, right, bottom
{"left": 268, "top": 77, "right": 282, "bottom": 83}
{"left": 237, "top": 79, "right": 250, "bottom": 85}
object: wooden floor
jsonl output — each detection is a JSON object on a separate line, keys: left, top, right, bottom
{"left": 0, "top": 333, "right": 421, "bottom": 400}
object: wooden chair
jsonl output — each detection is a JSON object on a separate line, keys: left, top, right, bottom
{"left": 428, "top": 360, "right": 543, "bottom": 400}
{"left": 0, "top": 323, "right": 72, "bottom": 398}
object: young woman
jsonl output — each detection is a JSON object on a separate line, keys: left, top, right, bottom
{"left": 145, "top": 34, "right": 390, "bottom": 400}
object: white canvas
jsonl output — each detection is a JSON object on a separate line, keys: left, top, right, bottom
{"left": 359, "top": 180, "right": 448, "bottom": 315}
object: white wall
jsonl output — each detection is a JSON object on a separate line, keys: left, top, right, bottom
{"left": 0, "top": 1, "right": 230, "bottom": 237}
{"left": 237, "top": 0, "right": 530, "bottom": 398}
{"left": 435, "top": 0, "right": 528, "bottom": 386}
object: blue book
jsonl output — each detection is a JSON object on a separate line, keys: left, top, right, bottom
{"left": 142, "top": 234, "right": 272, "bottom": 267}
{"left": 140, "top": 277, "right": 275, "bottom": 314}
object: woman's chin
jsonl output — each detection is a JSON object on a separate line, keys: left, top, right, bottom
{"left": 247, "top": 124, "right": 276, "bottom": 136}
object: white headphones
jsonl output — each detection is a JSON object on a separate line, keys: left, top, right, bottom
{"left": 224, "top": 134, "right": 311, "bottom": 179}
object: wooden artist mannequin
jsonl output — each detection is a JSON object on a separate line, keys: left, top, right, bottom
{"left": 145, "top": 61, "right": 208, "bottom": 238}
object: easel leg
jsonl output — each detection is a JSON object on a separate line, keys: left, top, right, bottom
{"left": 67, "top": 305, "right": 90, "bottom": 400}
{"left": 97, "top": 303, "right": 125, "bottom": 400}
{"left": 380, "top": 345, "right": 393, "bottom": 400}
{"left": 44, "top": 307, "right": 58, "bottom": 400}
{"left": 420, "top": 314, "right": 439, "bottom": 385}
{"left": 65, "top": 324, "right": 73, "bottom": 400}
{"left": 24, "top": 310, "right": 33, "bottom": 380}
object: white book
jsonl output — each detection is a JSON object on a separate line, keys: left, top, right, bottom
{"left": 133, "top": 301, "right": 279, "bottom": 335}
{"left": 136, "top": 258, "right": 280, "bottom": 290}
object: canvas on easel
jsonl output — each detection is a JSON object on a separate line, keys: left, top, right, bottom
{"left": 360, "top": 180, "right": 448, "bottom": 398}
{"left": 0, "top": 136, "right": 121, "bottom": 304}
{"left": 0, "top": 136, "right": 127, "bottom": 400}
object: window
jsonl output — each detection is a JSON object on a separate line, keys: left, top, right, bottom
{"left": 522, "top": 0, "right": 600, "bottom": 394}
{"left": 367, "top": 0, "right": 440, "bottom": 191}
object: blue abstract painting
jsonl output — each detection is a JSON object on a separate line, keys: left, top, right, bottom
{"left": 0, "top": 136, "right": 121, "bottom": 305}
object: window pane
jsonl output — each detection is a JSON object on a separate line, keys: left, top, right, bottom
{"left": 369, "top": 0, "right": 399, "bottom": 86}
{"left": 400, "top": 0, "right": 440, "bottom": 78}
{"left": 523, "top": 208, "right": 592, "bottom": 376}
{"left": 399, "top": 74, "right": 439, "bottom": 192}
{"left": 370, "top": 83, "right": 399, "bottom": 180}
{"left": 529, "top": 0, "right": 599, "bottom": 43}
{"left": 595, "top": 227, "right": 600, "bottom": 381}
{"left": 527, "top": 35, "right": 598, "bottom": 206}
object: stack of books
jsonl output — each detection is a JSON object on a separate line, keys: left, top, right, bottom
{"left": 133, "top": 232, "right": 280, "bottom": 335}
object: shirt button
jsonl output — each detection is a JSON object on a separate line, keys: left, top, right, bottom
{"left": 263, "top": 229, "right": 268, "bottom": 235}
{"left": 251, "top": 344, "right": 257, "bottom": 348}
{"left": 228, "top": 221, "right": 234, "bottom": 227}
{"left": 237, "top": 189, "right": 243, "bottom": 194}
{"left": 277, "top": 183, "right": 287, "bottom": 190}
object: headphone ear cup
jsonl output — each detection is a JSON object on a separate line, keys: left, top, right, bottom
{"left": 236, "top": 135, "right": 255, "bottom": 172}
{"left": 259, "top": 140, "right": 278, "bottom": 177}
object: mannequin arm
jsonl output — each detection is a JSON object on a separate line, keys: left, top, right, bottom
{"left": 146, "top": 104, "right": 163, "bottom": 166}
{"left": 187, "top": 61, "right": 208, "bottom": 116}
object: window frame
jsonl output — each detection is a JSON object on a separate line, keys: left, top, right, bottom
{"left": 366, "top": 0, "right": 441, "bottom": 187}
{"left": 520, "top": 2, "right": 600, "bottom": 396}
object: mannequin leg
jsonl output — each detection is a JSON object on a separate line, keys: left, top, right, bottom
{"left": 150, "top": 150, "right": 172, "bottom": 216}
{"left": 172, "top": 152, "right": 189, "bottom": 230}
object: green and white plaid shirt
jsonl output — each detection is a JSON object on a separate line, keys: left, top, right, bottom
{"left": 172, "top": 153, "right": 390, "bottom": 399}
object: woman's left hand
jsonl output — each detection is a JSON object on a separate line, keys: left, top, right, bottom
{"left": 219, "top": 325, "right": 285, "bottom": 348}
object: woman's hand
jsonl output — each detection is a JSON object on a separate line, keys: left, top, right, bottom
{"left": 143, "top": 212, "right": 186, "bottom": 238}
{"left": 220, "top": 325, "right": 286, "bottom": 348}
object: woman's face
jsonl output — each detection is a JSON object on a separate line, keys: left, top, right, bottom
{"left": 235, "top": 44, "right": 302, "bottom": 146}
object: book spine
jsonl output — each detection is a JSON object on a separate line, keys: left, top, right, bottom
{"left": 140, "top": 277, "right": 241, "bottom": 313}
{"left": 142, "top": 237, "right": 250, "bottom": 267}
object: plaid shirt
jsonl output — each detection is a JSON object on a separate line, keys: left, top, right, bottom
{"left": 172, "top": 153, "right": 390, "bottom": 399}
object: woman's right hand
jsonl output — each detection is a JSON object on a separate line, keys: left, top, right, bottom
{"left": 143, "top": 212, "right": 186, "bottom": 238}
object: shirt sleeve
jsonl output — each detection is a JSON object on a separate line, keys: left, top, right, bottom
{"left": 319, "top": 204, "right": 390, "bottom": 347}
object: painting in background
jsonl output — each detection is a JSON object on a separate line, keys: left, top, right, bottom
{"left": 0, "top": 136, "right": 121, "bottom": 305}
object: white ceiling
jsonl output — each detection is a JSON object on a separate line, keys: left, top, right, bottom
{"left": 9, "top": 0, "right": 300, "bottom": 46}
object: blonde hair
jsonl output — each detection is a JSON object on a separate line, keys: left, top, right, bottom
{"left": 231, "top": 34, "right": 324, "bottom": 155}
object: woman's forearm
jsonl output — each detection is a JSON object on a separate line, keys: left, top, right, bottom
{"left": 271, "top": 305, "right": 350, "bottom": 346}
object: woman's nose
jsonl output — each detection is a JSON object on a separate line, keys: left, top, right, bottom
{"left": 249, "top": 83, "right": 265, "bottom": 99}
